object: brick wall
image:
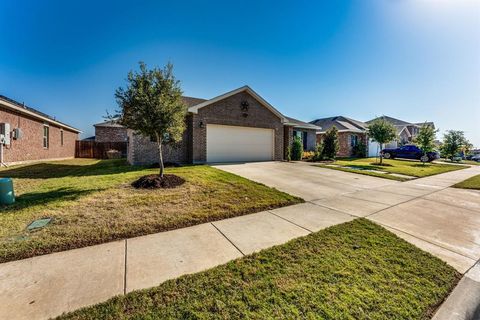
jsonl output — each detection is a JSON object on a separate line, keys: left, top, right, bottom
{"left": 317, "top": 131, "right": 367, "bottom": 157}
{"left": 95, "top": 126, "right": 127, "bottom": 142}
{"left": 127, "top": 128, "right": 189, "bottom": 165}
{"left": 0, "top": 106, "right": 78, "bottom": 164}
{"left": 191, "top": 91, "right": 285, "bottom": 162}
{"left": 284, "top": 126, "right": 293, "bottom": 158}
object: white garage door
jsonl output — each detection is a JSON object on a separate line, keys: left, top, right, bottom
{"left": 206, "top": 124, "right": 274, "bottom": 163}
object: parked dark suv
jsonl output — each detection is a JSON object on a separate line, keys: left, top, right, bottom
{"left": 381, "top": 145, "right": 439, "bottom": 162}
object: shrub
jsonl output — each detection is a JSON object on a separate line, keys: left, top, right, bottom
{"left": 351, "top": 141, "right": 367, "bottom": 158}
{"left": 313, "top": 142, "right": 324, "bottom": 161}
{"left": 322, "top": 127, "right": 339, "bottom": 160}
{"left": 286, "top": 146, "right": 292, "bottom": 162}
{"left": 291, "top": 136, "right": 303, "bottom": 161}
{"left": 302, "top": 151, "right": 315, "bottom": 160}
{"left": 106, "top": 149, "right": 122, "bottom": 159}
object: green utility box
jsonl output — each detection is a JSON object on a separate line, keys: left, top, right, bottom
{"left": 0, "top": 178, "right": 15, "bottom": 205}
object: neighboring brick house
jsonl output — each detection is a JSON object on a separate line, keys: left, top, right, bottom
{"left": 127, "top": 86, "right": 320, "bottom": 165}
{"left": 94, "top": 120, "right": 128, "bottom": 142}
{"left": 310, "top": 116, "right": 368, "bottom": 157}
{"left": 365, "top": 116, "right": 436, "bottom": 156}
{"left": 0, "top": 95, "right": 80, "bottom": 165}
{"left": 366, "top": 116, "right": 435, "bottom": 145}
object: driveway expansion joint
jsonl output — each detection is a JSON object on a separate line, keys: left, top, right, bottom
{"left": 268, "top": 210, "right": 314, "bottom": 233}
{"left": 210, "top": 222, "right": 246, "bottom": 256}
{"left": 123, "top": 239, "right": 128, "bottom": 295}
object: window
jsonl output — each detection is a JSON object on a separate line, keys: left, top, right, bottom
{"left": 43, "top": 125, "right": 49, "bottom": 148}
{"left": 293, "top": 130, "right": 308, "bottom": 149}
{"left": 350, "top": 135, "right": 358, "bottom": 147}
{"left": 60, "top": 129, "right": 64, "bottom": 146}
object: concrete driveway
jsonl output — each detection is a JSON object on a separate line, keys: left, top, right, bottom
{"left": 215, "top": 161, "right": 480, "bottom": 273}
{"left": 215, "top": 161, "right": 399, "bottom": 201}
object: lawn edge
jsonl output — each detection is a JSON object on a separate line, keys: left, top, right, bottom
{"left": 0, "top": 167, "right": 304, "bottom": 264}
{"left": 55, "top": 218, "right": 461, "bottom": 320}
{"left": 314, "top": 164, "right": 409, "bottom": 181}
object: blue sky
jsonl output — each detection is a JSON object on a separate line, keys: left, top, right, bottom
{"left": 1, "top": 0, "right": 479, "bottom": 146}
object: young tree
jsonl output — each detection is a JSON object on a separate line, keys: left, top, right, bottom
{"left": 115, "top": 62, "right": 186, "bottom": 177}
{"left": 367, "top": 118, "right": 397, "bottom": 164}
{"left": 322, "top": 126, "right": 339, "bottom": 160}
{"left": 414, "top": 122, "right": 438, "bottom": 164}
{"left": 441, "top": 130, "right": 469, "bottom": 161}
{"left": 291, "top": 136, "right": 303, "bottom": 161}
{"left": 313, "top": 142, "right": 324, "bottom": 161}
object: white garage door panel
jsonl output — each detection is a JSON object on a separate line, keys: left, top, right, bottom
{"left": 207, "top": 124, "right": 274, "bottom": 162}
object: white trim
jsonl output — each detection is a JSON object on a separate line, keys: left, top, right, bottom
{"left": 285, "top": 122, "right": 321, "bottom": 130}
{"left": 317, "top": 129, "right": 366, "bottom": 134}
{"left": 0, "top": 99, "right": 81, "bottom": 133}
{"left": 397, "top": 126, "right": 411, "bottom": 137}
{"left": 188, "top": 85, "right": 287, "bottom": 123}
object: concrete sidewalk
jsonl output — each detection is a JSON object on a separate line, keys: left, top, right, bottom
{"left": 1, "top": 163, "right": 479, "bottom": 319}
{"left": 433, "top": 262, "right": 480, "bottom": 320}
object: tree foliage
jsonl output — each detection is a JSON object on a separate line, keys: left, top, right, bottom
{"left": 114, "top": 62, "right": 186, "bottom": 177}
{"left": 441, "top": 130, "right": 469, "bottom": 161}
{"left": 322, "top": 126, "right": 339, "bottom": 160}
{"left": 351, "top": 140, "right": 367, "bottom": 158}
{"left": 313, "top": 142, "right": 324, "bottom": 161}
{"left": 414, "top": 123, "right": 438, "bottom": 164}
{"left": 367, "top": 118, "right": 397, "bottom": 164}
{"left": 291, "top": 136, "right": 303, "bottom": 161}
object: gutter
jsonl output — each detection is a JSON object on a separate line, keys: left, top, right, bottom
{"left": 0, "top": 99, "right": 81, "bottom": 133}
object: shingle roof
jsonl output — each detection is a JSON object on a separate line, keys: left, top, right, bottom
{"left": 95, "top": 96, "right": 207, "bottom": 128}
{"left": 366, "top": 116, "right": 410, "bottom": 126}
{"left": 285, "top": 116, "right": 321, "bottom": 130}
{"left": 366, "top": 117, "right": 436, "bottom": 131}
{"left": 93, "top": 120, "right": 125, "bottom": 128}
{"left": 310, "top": 116, "right": 367, "bottom": 133}
{"left": 182, "top": 96, "right": 207, "bottom": 107}
{"left": 0, "top": 94, "right": 81, "bottom": 132}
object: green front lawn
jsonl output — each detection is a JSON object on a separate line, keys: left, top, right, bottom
{"left": 453, "top": 174, "right": 480, "bottom": 190}
{"left": 316, "top": 158, "right": 466, "bottom": 180}
{"left": 58, "top": 219, "right": 459, "bottom": 320}
{"left": 438, "top": 159, "right": 480, "bottom": 166}
{"left": 0, "top": 159, "right": 301, "bottom": 263}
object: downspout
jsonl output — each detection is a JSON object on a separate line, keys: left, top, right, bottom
{"left": 0, "top": 143, "right": 5, "bottom": 167}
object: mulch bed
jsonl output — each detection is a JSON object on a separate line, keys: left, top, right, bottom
{"left": 132, "top": 174, "right": 185, "bottom": 189}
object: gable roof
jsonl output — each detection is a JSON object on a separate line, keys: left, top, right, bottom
{"left": 366, "top": 116, "right": 436, "bottom": 131}
{"left": 94, "top": 96, "right": 207, "bottom": 128}
{"left": 310, "top": 116, "right": 367, "bottom": 133}
{"left": 366, "top": 116, "right": 410, "bottom": 126}
{"left": 182, "top": 96, "right": 207, "bottom": 108}
{"left": 285, "top": 116, "right": 321, "bottom": 130}
{"left": 0, "top": 94, "right": 81, "bottom": 133}
{"left": 187, "top": 85, "right": 287, "bottom": 123}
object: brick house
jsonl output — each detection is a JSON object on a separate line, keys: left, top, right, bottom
{"left": 94, "top": 120, "right": 128, "bottom": 142}
{"left": 0, "top": 95, "right": 80, "bottom": 165}
{"left": 365, "top": 116, "right": 436, "bottom": 157}
{"left": 127, "top": 86, "right": 320, "bottom": 165}
{"left": 310, "top": 116, "right": 368, "bottom": 157}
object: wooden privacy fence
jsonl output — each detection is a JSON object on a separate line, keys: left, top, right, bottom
{"left": 75, "top": 141, "right": 128, "bottom": 159}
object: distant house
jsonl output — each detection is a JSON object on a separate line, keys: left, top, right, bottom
{"left": 365, "top": 116, "right": 435, "bottom": 157}
{"left": 127, "top": 86, "right": 321, "bottom": 165}
{"left": 94, "top": 120, "right": 127, "bottom": 142}
{"left": 0, "top": 95, "right": 80, "bottom": 165}
{"left": 310, "top": 116, "right": 368, "bottom": 157}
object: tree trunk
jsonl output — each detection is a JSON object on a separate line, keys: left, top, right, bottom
{"left": 155, "top": 132, "right": 164, "bottom": 178}
{"left": 379, "top": 143, "right": 383, "bottom": 165}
